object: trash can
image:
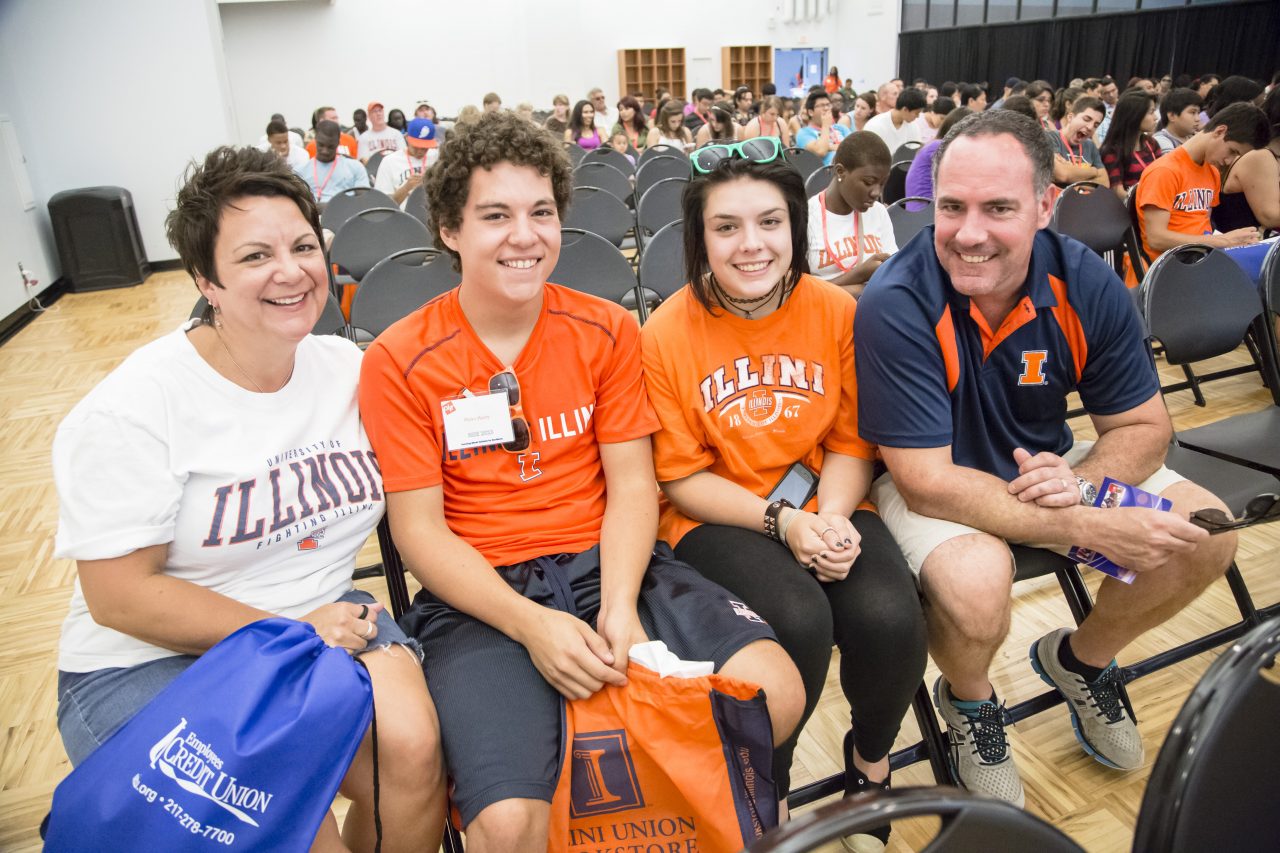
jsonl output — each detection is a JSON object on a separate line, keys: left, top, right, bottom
{"left": 48, "top": 186, "right": 151, "bottom": 291}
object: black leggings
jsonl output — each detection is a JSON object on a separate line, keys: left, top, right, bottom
{"left": 675, "top": 510, "right": 927, "bottom": 795}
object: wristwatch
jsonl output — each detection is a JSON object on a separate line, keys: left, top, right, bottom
{"left": 1075, "top": 476, "right": 1098, "bottom": 506}
{"left": 764, "top": 499, "right": 793, "bottom": 543}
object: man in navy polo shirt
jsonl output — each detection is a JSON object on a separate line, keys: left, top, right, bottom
{"left": 854, "top": 110, "right": 1237, "bottom": 807}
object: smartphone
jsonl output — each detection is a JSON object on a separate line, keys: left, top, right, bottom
{"left": 767, "top": 462, "right": 819, "bottom": 508}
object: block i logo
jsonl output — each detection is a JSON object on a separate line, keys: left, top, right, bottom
{"left": 568, "top": 729, "right": 645, "bottom": 818}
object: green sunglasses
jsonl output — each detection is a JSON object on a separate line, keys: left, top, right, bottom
{"left": 691, "top": 136, "right": 783, "bottom": 174}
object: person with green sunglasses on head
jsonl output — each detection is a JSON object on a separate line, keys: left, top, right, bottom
{"left": 691, "top": 135, "right": 784, "bottom": 174}
{"left": 795, "top": 90, "right": 850, "bottom": 166}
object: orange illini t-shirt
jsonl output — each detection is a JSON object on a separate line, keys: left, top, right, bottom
{"left": 359, "top": 284, "right": 660, "bottom": 567}
{"left": 1129, "top": 145, "right": 1219, "bottom": 286}
{"left": 640, "top": 274, "right": 875, "bottom": 547}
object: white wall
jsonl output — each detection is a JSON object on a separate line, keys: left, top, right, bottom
{"left": 0, "top": 0, "right": 236, "bottom": 319}
{"left": 219, "top": 0, "right": 901, "bottom": 143}
{"left": 0, "top": 0, "right": 902, "bottom": 322}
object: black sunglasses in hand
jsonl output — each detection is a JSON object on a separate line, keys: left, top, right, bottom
{"left": 1189, "top": 493, "right": 1280, "bottom": 534}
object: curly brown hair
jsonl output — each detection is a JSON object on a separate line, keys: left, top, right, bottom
{"left": 424, "top": 111, "right": 574, "bottom": 271}
{"left": 165, "top": 146, "right": 320, "bottom": 322}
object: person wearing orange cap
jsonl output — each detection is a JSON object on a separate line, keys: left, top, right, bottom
{"left": 357, "top": 100, "right": 405, "bottom": 162}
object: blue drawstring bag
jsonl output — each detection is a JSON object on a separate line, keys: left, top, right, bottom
{"left": 45, "top": 618, "right": 375, "bottom": 852}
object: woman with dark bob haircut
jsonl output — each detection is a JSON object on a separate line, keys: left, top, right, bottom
{"left": 51, "top": 145, "right": 446, "bottom": 852}
{"left": 639, "top": 154, "right": 927, "bottom": 846}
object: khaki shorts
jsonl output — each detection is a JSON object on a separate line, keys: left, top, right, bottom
{"left": 870, "top": 441, "right": 1187, "bottom": 575}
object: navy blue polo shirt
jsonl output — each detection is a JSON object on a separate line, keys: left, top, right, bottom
{"left": 855, "top": 227, "right": 1158, "bottom": 483}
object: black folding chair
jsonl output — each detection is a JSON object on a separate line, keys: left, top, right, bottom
{"left": 1051, "top": 181, "right": 1129, "bottom": 269}
{"left": 404, "top": 183, "right": 432, "bottom": 231}
{"left": 881, "top": 161, "right": 911, "bottom": 206}
{"left": 320, "top": 187, "right": 396, "bottom": 233}
{"left": 328, "top": 207, "right": 432, "bottom": 306}
{"left": 784, "top": 147, "right": 823, "bottom": 184}
{"left": 188, "top": 293, "right": 346, "bottom": 336}
{"left": 563, "top": 142, "right": 585, "bottom": 166}
{"left": 1133, "top": 616, "right": 1280, "bottom": 853}
{"left": 1123, "top": 184, "right": 1153, "bottom": 284}
{"left": 348, "top": 248, "right": 454, "bottom": 340}
{"left": 564, "top": 186, "right": 633, "bottom": 248}
{"left": 549, "top": 228, "right": 645, "bottom": 317}
{"left": 583, "top": 145, "right": 636, "bottom": 177}
{"left": 754, "top": 786, "right": 1084, "bottom": 852}
{"left": 365, "top": 151, "right": 387, "bottom": 181}
{"left": 887, "top": 197, "right": 934, "bottom": 247}
{"left": 804, "top": 165, "right": 833, "bottom": 198}
{"left": 638, "top": 143, "right": 682, "bottom": 167}
{"left": 1143, "top": 245, "right": 1280, "bottom": 455}
{"left": 892, "top": 140, "right": 924, "bottom": 163}
{"left": 634, "top": 154, "right": 691, "bottom": 202}
{"left": 572, "top": 161, "right": 632, "bottom": 204}
{"left": 626, "top": 219, "right": 685, "bottom": 317}
{"left": 634, "top": 177, "right": 687, "bottom": 252}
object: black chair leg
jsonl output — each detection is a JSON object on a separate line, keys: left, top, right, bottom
{"left": 910, "top": 681, "right": 952, "bottom": 785}
{"left": 375, "top": 517, "right": 412, "bottom": 620}
{"left": 1181, "top": 363, "right": 1207, "bottom": 407}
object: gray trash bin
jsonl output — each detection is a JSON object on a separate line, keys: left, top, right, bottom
{"left": 48, "top": 186, "right": 151, "bottom": 291}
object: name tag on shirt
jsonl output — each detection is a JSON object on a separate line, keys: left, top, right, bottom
{"left": 441, "top": 391, "right": 514, "bottom": 450}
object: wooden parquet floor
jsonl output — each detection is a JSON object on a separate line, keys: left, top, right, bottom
{"left": 1, "top": 272, "right": 1277, "bottom": 852}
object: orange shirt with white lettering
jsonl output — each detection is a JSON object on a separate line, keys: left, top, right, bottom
{"left": 640, "top": 274, "right": 875, "bottom": 546}
{"left": 359, "top": 284, "right": 659, "bottom": 567}
{"left": 306, "top": 134, "right": 360, "bottom": 161}
{"left": 1129, "top": 145, "right": 1220, "bottom": 285}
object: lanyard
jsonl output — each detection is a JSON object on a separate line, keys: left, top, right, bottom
{"left": 404, "top": 151, "right": 426, "bottom": 176}
{"left": 1131, "top": 140, "right": 1156, "bottom": 172}
{"left": 312, "top": 158, "right": 338, "bottom": 199}
{"left": 818, "top": 191, "right": 861, "bottom": 273}
{"left": 760, "top": 117, "right": 776, "bottom": 138}
{"left": 1058, "top": 130, "right": 1084, "bottom": 164}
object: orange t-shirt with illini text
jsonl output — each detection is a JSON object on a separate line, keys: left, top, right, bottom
{"left": 639, "top": 274, "right": 875, "bottom": 547}
{"left": 358, "top": 284, "right": 660, "bottom": 567}
{"left": 1129, "top": 145, "right": 1219, "bottom": 286}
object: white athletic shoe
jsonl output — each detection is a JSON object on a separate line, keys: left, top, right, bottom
{"left": 933, "top": 675, "right": 1025, "bottom": 808}
{"left": 1030, "top": 627, "right": 1144, "bottom": 771}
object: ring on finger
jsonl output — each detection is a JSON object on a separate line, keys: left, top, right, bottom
{"left": 818, "top": 527, "right": 838, "bottom": 538}
{"left": 361, "top": 621, "right": 374, "bottom": 639}
{"left": 1059, "top": 478, "right": 1071, "bottom": 491}
{"left": 357, "top": 604, "right": 369, "bottom": 620}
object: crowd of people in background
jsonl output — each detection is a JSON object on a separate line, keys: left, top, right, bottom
{"left": 256, "top": 68, "right": 1279, "bottom": 244}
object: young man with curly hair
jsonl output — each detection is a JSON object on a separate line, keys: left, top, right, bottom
{"left": 358, "top": 112, "right": 804, "bottom": 852}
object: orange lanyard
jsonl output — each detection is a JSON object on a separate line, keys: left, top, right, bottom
{"left": 1059, "top": 130, "right": 1084, "bottom": 164}
{"left": 312, "top": 158, "right": 338, "bottom": 198}
{"left": 404, "top": 152, "right": 425, "bottom": 176}
{"left": 818, "top": 191, "right": 861, "bottom": 272}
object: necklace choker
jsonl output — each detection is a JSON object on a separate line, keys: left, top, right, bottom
{"left": 714, "top": 278, "right": 783, "bottom": 319}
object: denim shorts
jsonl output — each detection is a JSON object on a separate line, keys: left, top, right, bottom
{"left": 57, "top": 588, "right": 417, "bottom": 767}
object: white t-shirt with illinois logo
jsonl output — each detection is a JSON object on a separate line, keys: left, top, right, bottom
{"left": 806, "top": 193, "right": 898, "bottom": 281}
{"left": 640, "top": 274, "right": 875, "bottom": 546}
{"left": 54, "top": 324, "right": 385, "bottom": 672}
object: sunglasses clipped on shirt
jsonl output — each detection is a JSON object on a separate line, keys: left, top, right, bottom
{"left": 691, "top": 136, "right": 783, "bottom": 175}
{"left": 488, "top": 367, "right": 531, "bottom": 453}
{"left": 1189, "top": 493, "right": 1280, "bottom": 534}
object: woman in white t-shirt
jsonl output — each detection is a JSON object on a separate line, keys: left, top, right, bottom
{"left": 806, "top": 131, "right": 899, "bottom": 299}
{"left": 52, "top": 146, "right": 445, "bottom": 852}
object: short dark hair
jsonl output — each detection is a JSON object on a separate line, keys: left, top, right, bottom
{"left": 762, "top": 82, "right": 777, "bottom": 96}
{"left": 692, "top": 87, "right": 713, "bottom": 102}
{"left": 1000, "top": 95, "right": 1038, "bottom": 121}
{"left": 1204, "top": 102, "right": 1270, "bottom": 149}
{"left": 681, "top": 160, "right": 808, "bottom": 315}
{"left": 166, "top": 146, "right": 321, "bottom": 322}
{"left": 805, "top": 90, "right": 830, "bottom": 113}
{"left": 896, "top": 88, "right": 926, "bottom": 112}
{"left": 1205, "top": 75, "right": 1264, "bottom": 118}
{"left": 315, "top": 120, "right": 340, "bottom": 143}
{"left": 424, "top": 111, "right": 574, "bottom": 272}
{"left": 935, "top": 109, "right": 1054, "bottom": 199}
{"left": 930, "top": 96, "right": 956, "bottom": 116}
{"left": 1159, "top": 88, "right": 1203, "bottom": 126}
{"left": 834, "top": 130, "right": 891, "bottom": 171}
{"left": 1069, "top": 96, "right": 1105, "bottom": 118}
{"left": 957, "top": 84, "right": 985, "bottom": 107}
{"left": 265, "top": 119, "right": 289, "bottom": 136}
{"left": 939, "top": 81, "right": 958, "bottom": 98}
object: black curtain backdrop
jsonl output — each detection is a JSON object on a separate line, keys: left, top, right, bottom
{"left": 899, "top": 1, "right": 1279, "bottom": 90}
